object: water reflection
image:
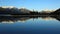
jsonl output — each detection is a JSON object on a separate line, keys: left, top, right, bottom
{"left": 0, "top": 16, "right": 60, "bottom": 23}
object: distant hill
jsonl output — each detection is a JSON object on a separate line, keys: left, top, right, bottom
{"left": 50, "top": 8, "right": 60, "bottom": 15}
{"left": 19, "top": 8, "right": 32, "bottom": 13}
{"left": 0, "top": 7, "right": 32, "bottom": 15}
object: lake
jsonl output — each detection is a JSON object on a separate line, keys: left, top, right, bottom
{"left": 0, "top": 16, "right": 60, "bottom": 34}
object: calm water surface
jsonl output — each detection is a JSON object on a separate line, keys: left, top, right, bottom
{"left": 0, "top": 16, "right": 60, "bottom": 34}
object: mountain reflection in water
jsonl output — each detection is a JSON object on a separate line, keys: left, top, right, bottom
{"left": 0, "top": 16, "right": 60, "bottom": 23}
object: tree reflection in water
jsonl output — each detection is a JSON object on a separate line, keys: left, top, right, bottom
{"left": 0, "top": 15, "right": 60, "bottom": 23}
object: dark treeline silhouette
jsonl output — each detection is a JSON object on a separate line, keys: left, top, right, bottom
{"left": 0, "top": 7, "right": 60, "bottom": 15}
{"left": 50, "top": 8, "right": 60, "bottom": 15}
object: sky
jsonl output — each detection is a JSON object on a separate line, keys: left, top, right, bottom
{"left": 0, "top": 0, "right": 60, "bottom": 11}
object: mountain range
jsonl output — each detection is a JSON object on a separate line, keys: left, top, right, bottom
{"left": 0, "top": 6, "right": 60, "bottom": 15}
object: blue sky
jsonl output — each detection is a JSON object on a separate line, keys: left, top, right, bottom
{"left": 0, "top": 0, "right": 60, "bottom": 10}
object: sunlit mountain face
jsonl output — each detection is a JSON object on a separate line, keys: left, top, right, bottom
{"left": 41, "top": 9, "right": 56, "bottom": 13}
{"left": 1, "top": 6, "right": 15, "bottom": 8}
{"left": 0, "top": 6, "right": 56, "bottom": 12}
{"left": 19, "top": 8, "right": 32, "bottom": 13}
